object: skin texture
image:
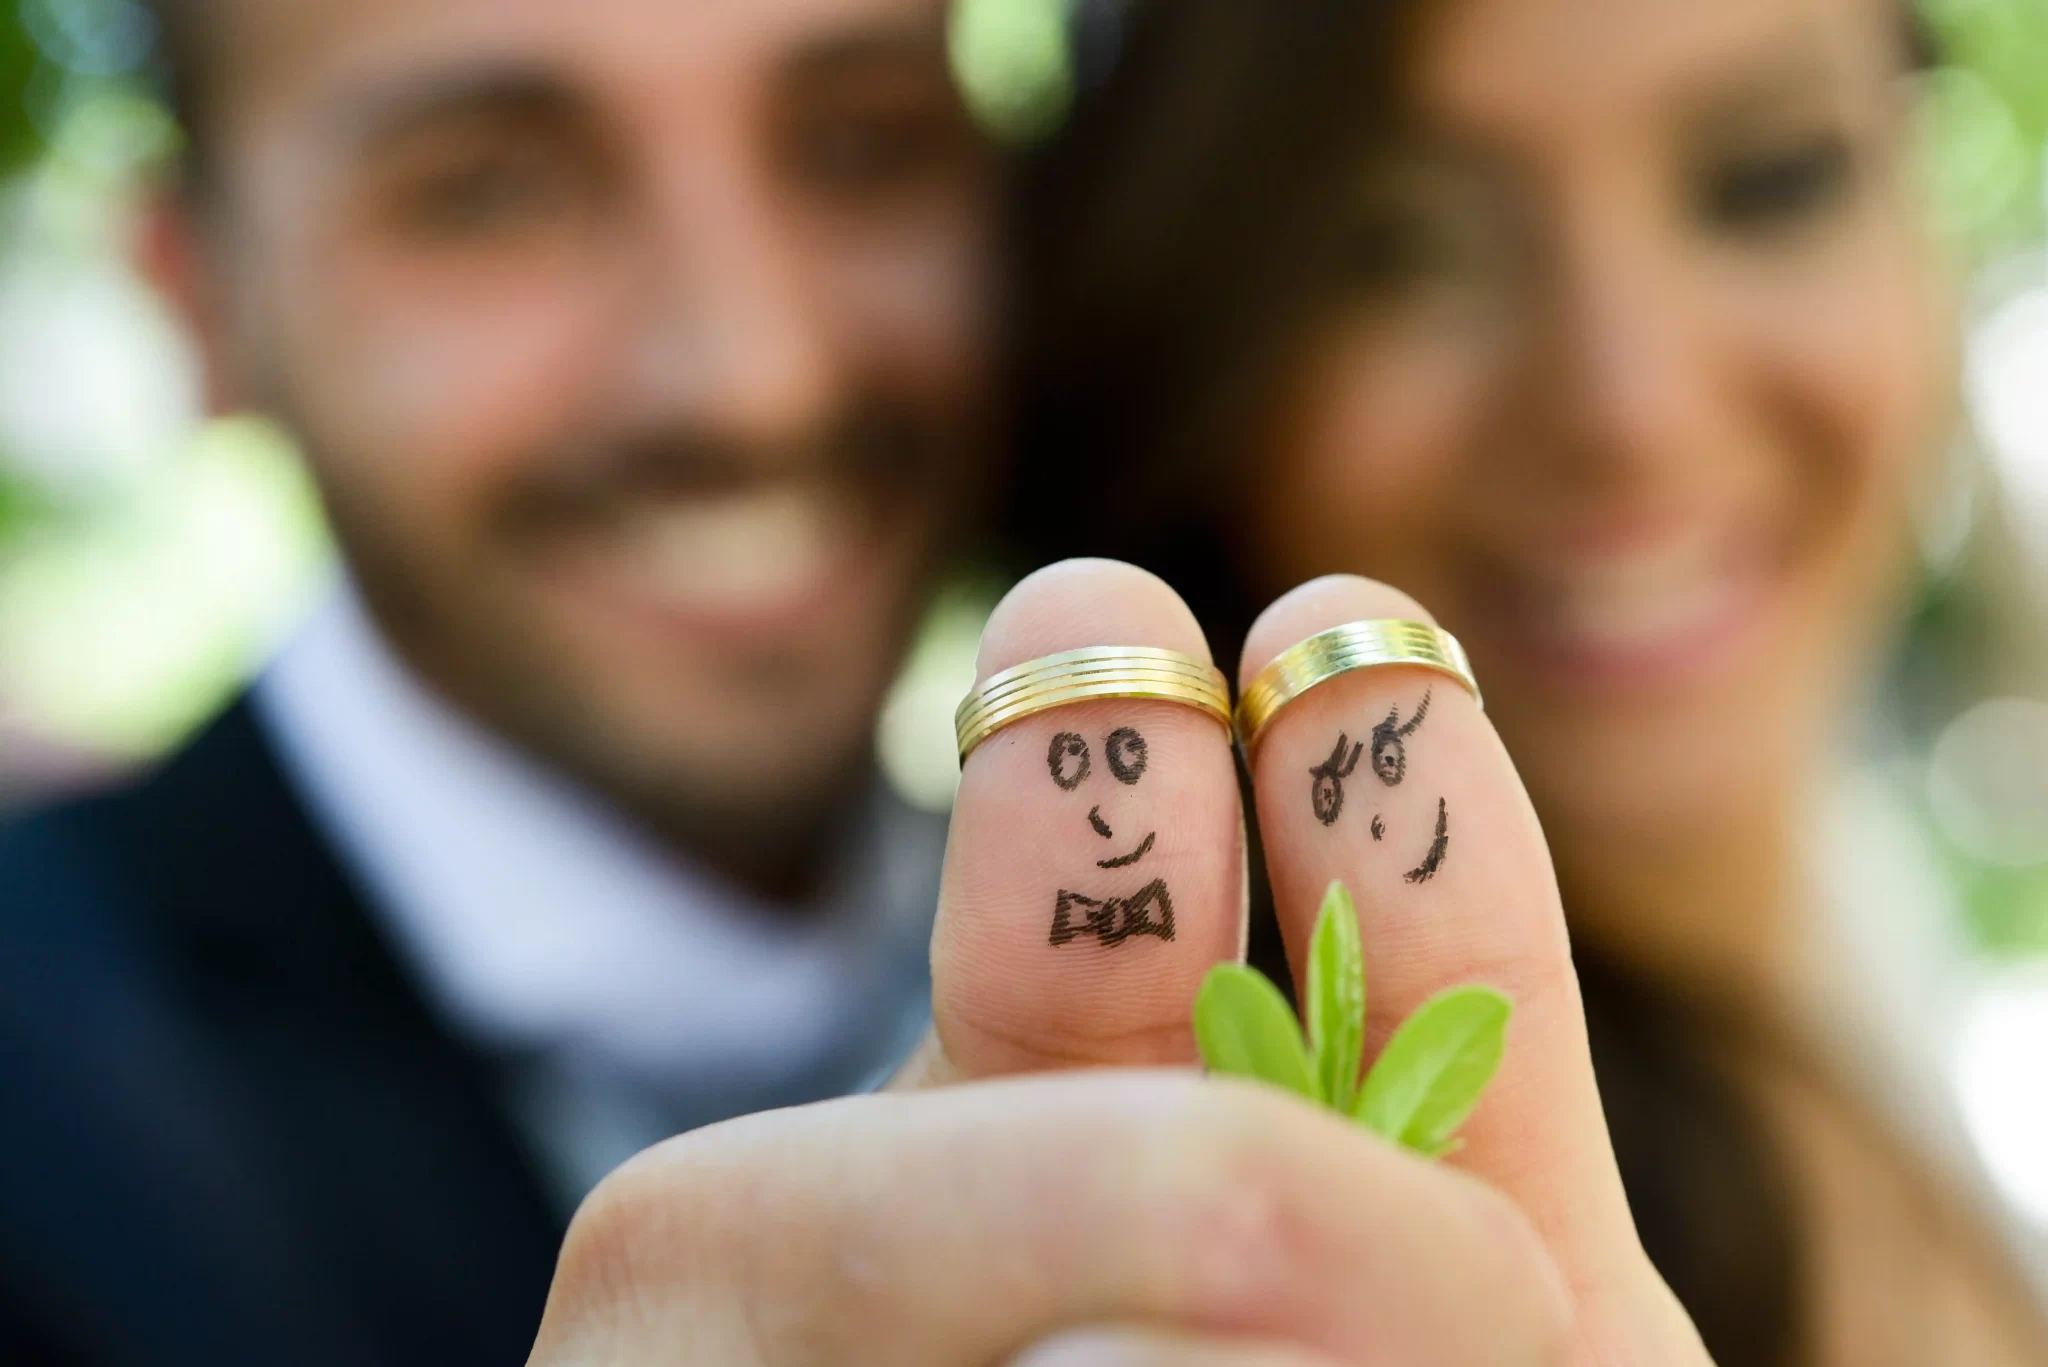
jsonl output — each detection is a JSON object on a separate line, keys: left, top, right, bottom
{"left": 144, "top": 0, "right": 998, "bottom": 897}
{"left": 1238, "top": 0, "right": 1954, "bottom": 981}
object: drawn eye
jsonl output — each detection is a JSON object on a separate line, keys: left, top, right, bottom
{"left": 1313, "top": 773, "right": 1343, "bottom": 825}
{"left": 1369, "top": 692, "right": 1430, "bottom": 789}
{"left": 1105, "top": 727, "right": 1149, "bottom": 785}
{"left": 1048, "top": 732, "right": 1092, "bottom": 790}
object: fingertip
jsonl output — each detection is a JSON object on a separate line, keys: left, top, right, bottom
{"left": 936, "top": 560, "right": 1244, "bottom": 1079}
{"left": 978, "top": 559, "right": 1214, "bottom": 680}
{"left": 1238, "top": 576, "right": 1435, "bottom": 693}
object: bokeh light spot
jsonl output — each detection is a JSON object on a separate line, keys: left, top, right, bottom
{"left": 948, "top": 0, "right": 1075, "bottom": 145}
{"left": 1955, "top": 968, "right": 2048, "bottom": 1227}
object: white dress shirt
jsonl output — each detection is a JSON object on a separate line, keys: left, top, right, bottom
{"left": 254, "top": 584, "right": 943, "bottom": 1207}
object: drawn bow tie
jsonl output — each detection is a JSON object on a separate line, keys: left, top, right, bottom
{"left": 1049, "top": 878, "right": 1177, "bottom": 948}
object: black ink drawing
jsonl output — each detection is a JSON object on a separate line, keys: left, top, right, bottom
{"left": 1097, "top": 832, "right": 1157, "bottom": 870}
{"left": 1371, "top": 690, "right": 1432, "bottom": 787}
{"left": 1370, "top": 814, "right": 1385, "bottom": 842}
{"left": 1087, "top": 795, "right": 1158, "bottom": 869}
{"left": 1048, "top": 726, "right": 1165, "bottom": 945}
{"left": 1310, "top": 733, "right": 1365, "bottom": 827}
{"left": 1048, "top": 732, "right": 1091, "bottom": 790}
{"left": 1405, "top": 799, "right": 1449, "bottom": 884}
{"left": 1050, "top": 879, "right": 1176, "bottom": 947}
{"left": 1054, "top": 728, "right": 1158, "bottom": 869}
{"left": 1105, "top": 727, "right": 1149, "bottom": 784}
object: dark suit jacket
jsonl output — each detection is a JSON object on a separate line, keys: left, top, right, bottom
{"left": 0, "top": 703, "right": 565, "bottom": 1366}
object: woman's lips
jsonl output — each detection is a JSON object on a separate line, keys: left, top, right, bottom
{"left": 1470, "top": 530, "right": 1780, "bottom": 695}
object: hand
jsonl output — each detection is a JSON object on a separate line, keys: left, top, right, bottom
{"left": 527, "top": 562, "right": 1712, "bottom": 1366}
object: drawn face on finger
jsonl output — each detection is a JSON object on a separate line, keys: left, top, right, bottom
{"left": 1047, "top": 727, "right": 1157, "bottom": 869}
{"left": 1046, "top": 725, "right": 1174, "bottom": 947}
{"left": 1309, "top": 689, "right": 1452, "bottom": 884}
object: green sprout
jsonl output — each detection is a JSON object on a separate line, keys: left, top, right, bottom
{"left": 1193, "top": 881, "right": 1512, "bottom": 1159}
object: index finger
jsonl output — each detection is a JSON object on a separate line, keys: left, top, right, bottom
{"left": 1238, "top": 576, "right": 1692, "bottom": 1343}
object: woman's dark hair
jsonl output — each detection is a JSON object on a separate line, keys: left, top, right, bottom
{"left": 1000, "top": 2, "right": 1933, "bottom": 1360}
{"left": 1004, "top": 0, "right": 1414, "bottom": 669}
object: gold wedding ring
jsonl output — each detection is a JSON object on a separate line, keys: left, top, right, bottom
{"left": 956, "top": 646, "right": 1233, "bottom": 765}
{"left": 1235, "top": 620, "right": 1481, "bottom": 759}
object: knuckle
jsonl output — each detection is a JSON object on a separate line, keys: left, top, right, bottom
{"left": 1457, "top": 1179, "right": 1576, "bottom": 1363}
{"left": 552, "top": 1136, "right": 711, "bottom": 1317}
{"left": 535, "top": 1135, "right": 771, "bottom": 1363}
{"left": 1161, "top": 1087, "right": 1335, "bottom": 1324}
{"left": 1157, "top": 1085, "right": 1575, "bottom": 1364}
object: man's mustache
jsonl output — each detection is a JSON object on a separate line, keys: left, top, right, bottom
{"left": 494, "top": 405, "right": 941, "bottom": 530}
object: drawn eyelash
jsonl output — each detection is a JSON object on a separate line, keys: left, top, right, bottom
{"left": 1371, "top": 689, "right": 1432, "bottom": 788}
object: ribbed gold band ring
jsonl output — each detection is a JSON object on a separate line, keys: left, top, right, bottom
{"left": 1236, "top": 620, "right": 1481, "bottom": 760}
{"left": 956, "top": 646, "right": 1233, "bottom": 765}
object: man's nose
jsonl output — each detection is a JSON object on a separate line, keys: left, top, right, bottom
{"left": 621, "top": 162, "right": 847, "bottom": 457}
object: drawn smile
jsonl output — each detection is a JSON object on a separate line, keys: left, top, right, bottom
{"left": 1088, "top": 805, "right": 1157, "bottom": 869}
{"left": 1098, "top": 832, "right": 1157, "bottom": 869}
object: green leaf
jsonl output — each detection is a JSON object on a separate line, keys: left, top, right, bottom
{"left": 1354, "top": 986, "right": 1512, "bottom": 1157}
{"left": 1306, "top": 882, "right": 1366, "bottom": 1112}
{"left": 1193, "top": 964, "right": 1319, "bottom": 1102}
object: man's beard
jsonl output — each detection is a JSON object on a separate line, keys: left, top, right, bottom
{"left": 296, "top": 396, "right": 970, "bottom": 904}
{"left": 391, "top": 570, "right": 882, "bottom": 900}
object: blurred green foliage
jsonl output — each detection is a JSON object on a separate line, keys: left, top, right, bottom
{"left": 1965, "top": 863, "right": 2048, "bottom": 955}
{"left": 0, "top": 478, "right": 41, "bottom": 542}
{"left": 3, "top": 3, "right": 46, "bottom": 545}
{"left": 1923, "top": 0, "right": 2048, "bottom": 251}
{"left": 0, "top": 2, "right": 40, "bottom": 175}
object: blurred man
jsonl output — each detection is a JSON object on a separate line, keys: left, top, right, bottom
{"left": 0, "top": 1, "right": 997, "bottom": 1361}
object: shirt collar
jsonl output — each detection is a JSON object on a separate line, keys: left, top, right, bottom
{"left": 253, "top": 581, "right": 941, "bottom": 1093}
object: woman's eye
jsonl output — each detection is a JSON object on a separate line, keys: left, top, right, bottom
{"left": 798, "top": 122, "right": 913, "bottom": 183}
{"left": 1346, "top": 213, "right": 1452, "bottom": 284}
{"left": 1336, "top": 203, "right": 1513, "bottom": 324}
{"left": 1699, "top": 136, "right": 1855, "bottom": 235}
{"left": 1342, "top": 216, "right": 1486, "bottom": 308}
{"left": 787, "top": 105, "right": 969, "bottom": 199}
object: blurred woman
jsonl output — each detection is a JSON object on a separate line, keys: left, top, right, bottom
{"left": 1010, "top": 0, "right": 2048, "bottom": 1360}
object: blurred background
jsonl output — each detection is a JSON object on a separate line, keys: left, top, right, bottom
{"left": 2, "top": 0, "right": 2048, "bottom": 1274}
